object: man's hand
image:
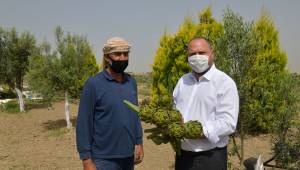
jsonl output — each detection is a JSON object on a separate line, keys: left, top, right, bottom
{"left": 82, "top": 158, "right": 97, "bottom": 170}
{"left": 134, "top": 144, "right": 144, "bottom": 165}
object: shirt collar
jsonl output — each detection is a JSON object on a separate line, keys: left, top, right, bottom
{"left": 189, "top": 64, "right": 216, "bottom": 82}
{"left": 203, "top": 64, "right": 216, "bottom": 81}
{"left": 103, "top": 69, "right": 129, "bottom": 82}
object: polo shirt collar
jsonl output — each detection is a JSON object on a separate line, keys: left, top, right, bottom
{"left": 103, "top": 69, "right": 129, "bottom": 82}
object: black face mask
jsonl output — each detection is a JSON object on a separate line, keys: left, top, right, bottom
{"left": 109, "top": 58, "right": 128, "bottom": 73}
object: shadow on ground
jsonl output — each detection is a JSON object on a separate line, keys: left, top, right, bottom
{"left": 42, "top": 117, "right": 77, "bottom": 131}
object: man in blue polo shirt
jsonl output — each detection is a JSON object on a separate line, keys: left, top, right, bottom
{"left": 76, "top": 37, "right": 143, "bottom": 170}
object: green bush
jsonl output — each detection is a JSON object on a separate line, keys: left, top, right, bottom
{"left": 271, "top": 73, "right": 300, "bottom": 169}
{"left": 1, "top": 100, "right": 19, "bottom": 113}
{"left": 25, "top": 99, "right": 51, "bottom": 110}
{"left": 0, "top": 99, "right": 53, "bottom": 113}
{"left": 0, "top": 90, "right": 17, "bottom": 99}
{"left": 133, "top": 73, "right": 152, "bottom": 97}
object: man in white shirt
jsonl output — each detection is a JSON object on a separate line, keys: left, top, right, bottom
{"left": 173, "top": 37, "right": 239, "bottom": 170}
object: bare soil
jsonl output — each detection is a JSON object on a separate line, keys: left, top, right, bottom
{"left": 0, "top": 102, "right": 276, "bottom": 170}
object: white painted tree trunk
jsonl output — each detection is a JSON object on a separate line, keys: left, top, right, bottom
{"left": 15, "top": 87, "right": 25, "bottom": 112}
{"left": 65, "top": 91, "right": 72, "bottom": 129}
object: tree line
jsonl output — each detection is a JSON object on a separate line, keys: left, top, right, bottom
{"left": 0, "top": 26, "right": 99, "bottom": 128}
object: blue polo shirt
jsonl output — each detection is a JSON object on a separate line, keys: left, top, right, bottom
{"left": 76, "top": 69, "right": 143, "bottom": 160}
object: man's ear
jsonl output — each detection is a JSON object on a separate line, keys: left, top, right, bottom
{"left": 103, "top": 54, "right": 112, "bottom": 67}
{"left": 209, "top": 50, "right": 215, "bottom": 65}
{"left": 209, "top": 49, "right": 214, "bottom": 56}
{"left": 104, "top": 54, "right": 111, "bottom": 62}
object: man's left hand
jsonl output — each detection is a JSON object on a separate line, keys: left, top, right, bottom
{"left": 134, "top": 144, "right": 144, "bottom": 165}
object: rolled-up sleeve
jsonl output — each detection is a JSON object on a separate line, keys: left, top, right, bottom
{"left": 203, "top": 80, "right": 239, "bottom": 144}
{"left": 76, "top": 79, "right": 95, "bottom": 160}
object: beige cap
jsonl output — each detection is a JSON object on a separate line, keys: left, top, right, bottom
{"left": 103, "top": 37, "right": 131, "bottom": 54}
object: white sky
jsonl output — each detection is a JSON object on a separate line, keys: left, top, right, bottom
{"left": 0, "top": 0, "right": 299, "bottom": 73}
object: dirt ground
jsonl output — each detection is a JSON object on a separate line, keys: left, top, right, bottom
{"left": 0, "top": 102, "right": 276, "bottom": 170}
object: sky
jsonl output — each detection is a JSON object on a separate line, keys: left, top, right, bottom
{"left": 0, "top": 0, "right": 299, "bottom": 73}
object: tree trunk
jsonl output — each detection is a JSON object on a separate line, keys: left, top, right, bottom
{"left": 15, "top": 87, "right": 25, "bottom": 112}
{"left": 65, "top": 91, "right": 72, "bottom": 129}
{"left": 16, "top": 72, "right": 23, "bottom": 91}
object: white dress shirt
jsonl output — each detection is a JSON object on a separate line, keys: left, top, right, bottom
{"left": 173, "top": 64, "right": 239, "bottom": 152}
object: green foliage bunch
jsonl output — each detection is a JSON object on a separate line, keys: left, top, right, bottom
{"left": 0, "top": 27, "right": 36, "bottom": 91}
{"left": 124, "top": 100, "right": 203, "bottom": 153}
{"left": 271, "top": 73, "right": 300, "bottom": 169}
{"left": 0, "top": 27, "right": 36, "bottom": 112}
{"left": 141, "top": 105, "right": 203, "bottom": 153}
{"left": 53, "top": 26, "right": 99, "bottom": 98}
{"left": 243, "top": 10, "right": 288, "bottom": 133}
{"left": 0, "top": 100, "right": 19, "bottom": 113}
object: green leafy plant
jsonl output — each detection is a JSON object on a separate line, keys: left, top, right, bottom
{"left": 124, "top": 100, "right": 203, "bottom": 154}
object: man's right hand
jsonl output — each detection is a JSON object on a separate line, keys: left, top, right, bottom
{"left": 82, "top": 158, "right": 97, "bottom": 170}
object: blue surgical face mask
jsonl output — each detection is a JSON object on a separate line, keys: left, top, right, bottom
{"left": 188, "top": 54, "right": 209, "bottom": 73}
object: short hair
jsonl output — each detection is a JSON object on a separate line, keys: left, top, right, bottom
{"left": 187, "top": 37, "right": 212, "bottom": 50}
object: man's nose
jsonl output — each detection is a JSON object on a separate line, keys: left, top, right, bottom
{"left": 120, "top": 53, "right": 128, "bottom": 59}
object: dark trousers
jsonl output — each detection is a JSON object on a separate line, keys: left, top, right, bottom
{"left": 93, "top": 156, "right": 134, "bottom": 170}
{"left": 175, "top": 146, "right": 227, "bottom": 170}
